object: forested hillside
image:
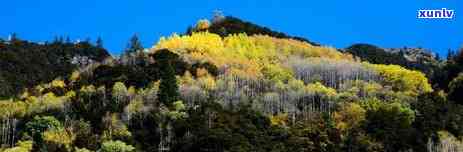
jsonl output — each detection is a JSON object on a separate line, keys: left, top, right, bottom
{"left": 0, "top": 36, "right": 110, "bottom": 98}
{"left": 345, "top": 43, "right": 461, "bottom": 90}
{"left": 0, "top": 16, "right": 462, "bottom": 152}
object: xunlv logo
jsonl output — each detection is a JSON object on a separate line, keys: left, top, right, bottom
{"left": 418, "top": 8, "right": 454, "bottom": 19}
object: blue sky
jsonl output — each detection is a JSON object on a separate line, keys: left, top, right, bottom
{"left": 1, "top": 0, "right": 462, "bottom": 56}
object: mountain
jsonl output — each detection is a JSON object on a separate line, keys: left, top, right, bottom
{"left": 383, "top": 47, "right": 438, "bottom": 64}
{"left": 194, "top": 18, "right": 443, "bottom": 84}
{"left": 0, "top": 17, "right": 462, "bottom": 152}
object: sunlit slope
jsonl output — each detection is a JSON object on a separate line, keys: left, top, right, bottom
{"left": 152, "top": 32, "right": 351, "bottom": 78}
{"left": 152, "top": 32, "right": 431, "bottom": 98}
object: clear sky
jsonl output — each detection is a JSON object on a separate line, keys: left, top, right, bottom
{"left": 1, "top": 0, "right": 462, "bottom": 56}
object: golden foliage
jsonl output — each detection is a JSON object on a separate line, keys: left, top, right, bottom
{"left": 127, "top": 97, "right": 144, "bottom": 114}
{"left": 305, "top": 82, "right": 337, "bottom": 97}
{"left": 70, "top": 70, "right": 80, "bottom": 82}
{"left": 80, "top": 85, "right": 96, "bottom": 93}
{"left": 51, "top": 79, "right": 66, "bottom": 88}
{"left": 367, "top": 64, "right": 433, "bottom": 96}
{"left": 196, "top": 68, "right": 209, "bottom": 77}
{"left": 152, "top": 32, "right": 352, "bottom": 78}
{"left": 198, "top": 75, "right": 216, "bottom": 91}
{"left": 43, "top": 128, "right": 76, "bottom": 151}
{"left": 270, "top": 113, "right": 288, "bottom": 126}
{"left": 262, "top": 64, "right": 293, "bottom": 83}
{"left": 3, "top": 140, "right": 33, "bottom": 152}
{"left": 65, "top": 90, "right": 76, "bottom": 98}
{"left": 0, "top": 101, "right": 26, "bottom": 119}
{"left": 102, "top": 113, "right": 132, "bottom": 141}
{"left": 334, "top": 102, "right": 366, "bottom": 132}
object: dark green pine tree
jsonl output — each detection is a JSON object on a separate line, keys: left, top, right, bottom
{"left": 435, "top": 53, "right": 440, "bottom": 61}
{"left": 449, "top": 74, "right": 463, "bottom": 104}
{"left": 447, "top": 49, "right": 455, "bottom": 61}
{"left": 96, "top": 36, "right": 104, "bottom": 48}
{"left": 157, "top": 59, "right": 180, "bottom": 108}
{"left": 124, "top": 34, "right": 143, "bottom": 55}
{"left": 65, "top": 36, "right": 71, "bottom": 44}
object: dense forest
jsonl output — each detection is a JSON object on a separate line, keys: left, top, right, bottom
{"left": 0, "top": 14, "right": 462, "bottom": 152}
{"left": 0, "top": 36, "right": 110, "bottom": 98}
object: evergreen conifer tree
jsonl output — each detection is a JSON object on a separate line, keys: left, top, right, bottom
{"left": 124, "top": 34, "right": 143, "bottom": 55}
{"left": 96, "top": 36, "right": 104, "bottom": 48}
{"left": 157, "top": 52, "right": 180, "bottom": 108}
